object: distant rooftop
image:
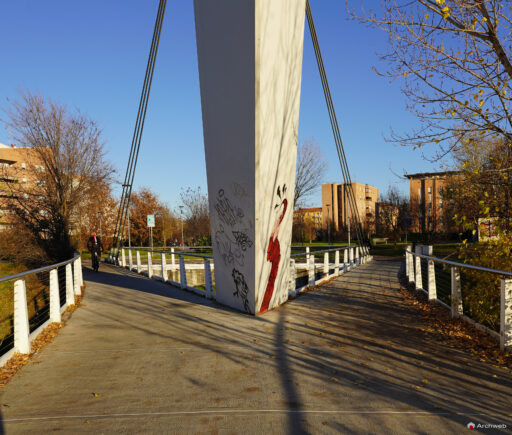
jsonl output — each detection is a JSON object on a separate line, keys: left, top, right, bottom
{"left": 405, "top": 170, "right": 460, "bottom": 179}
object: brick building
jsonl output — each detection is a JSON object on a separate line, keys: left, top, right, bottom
{"left": 321, "top": 182, "right": 379, "bottom": 233}
{"left": 405, "top": 171, "right": 460, "bottom": 233}
{"left": 0, "top": 143, "right": 45, "bottom": 230}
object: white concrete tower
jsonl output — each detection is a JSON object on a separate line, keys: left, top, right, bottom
{"left": 194, "top": 0, "right": 306, "bottom": 314}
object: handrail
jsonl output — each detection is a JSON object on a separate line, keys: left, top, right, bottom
{"left": 290, "top": 246, "right": 354, "bottom": 258}
{"left": 407, "top": 249, "right": 512, "bottom": 277}
{"left": 123, "top": 247, "right": 213, "bottom": 259}
{"left": 125, "top": 246, "right": 361, "bottom": 260}
{"left": 0, "top": 253, "right": 80, "bottom": 283}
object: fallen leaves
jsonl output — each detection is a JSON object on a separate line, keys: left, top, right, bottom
{"left": 0, "top": 287, "right": 85, "bottom": 388}
{"left": 399, "top": 278, "right": 512, "bottom": 371}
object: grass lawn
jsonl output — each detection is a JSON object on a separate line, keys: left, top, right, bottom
{"left": 370, "top": 241, "right": 461, "bottom": 257}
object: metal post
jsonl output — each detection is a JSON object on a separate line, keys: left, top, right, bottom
{"left": 73, "top": 258, "right": 81, "bottom": 295}
{"left": 14, "top": 279, "right": 30, "bottom": 354}
{"left": 324, "top": 252, "right": 329, "bottom": 278}
{"left": 171, "top": 247, "right": 175, "bottom": 266}
{"left": 65, "top": 263, "right": 74, "bottom": 306}
{"left": 161, "top": 253, "right": 168, "bottom": 281}
{"left": 129, "top": 249, "right": 133, "bottom": 270}
{"left": 451, "top": 266, "right": 463, "bottom": 317}
{"left": 179, "top": 255, "right": 187, "bottom": 289}
{"left": 343, "top": 248, "right": 348, "bottom": 272}
{"left": 424, "top": 246, "right": 436, "bottom": 301}
{"left": 179, "top": 206, "right": 184, "bottom": 248}
{"left": 204, "top": 258, "right": 213, "bottom": 298}
{"left": 500, "top": 278, "right": 512, "bottom": 351}
{"left": 136, "top": 250, "right": 141, "bottom": 274}
{"left": 405, "top": 244, "right": 412, "bottom": 280}
{"left": 49, "top": 268, "right": 61, "bottom": 323}
{"left": 289, "top": 259, "right": 296, "bottom": 295}
{"left": 335, "top": 250, "right": 340, "bottom": 276}
{"left": 147, "top": 251, "right": 153, "bottom": 278}
{"left": 307, "top": 248, "right": 315, "bottom": 286}
{"left": 127, "top": 210, "right": 131, "bottom": 249}
{"left": 121, "top": 248, "right": 126, "bottom": 268}
{"left": 414, "top": 246, "right": 422, "bottom": 290}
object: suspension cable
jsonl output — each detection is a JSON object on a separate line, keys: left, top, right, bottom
{"left": 111, "top": 0, "right": 167, "bottom": 260}
{"left": 305, "top": 0, "right": 367, "bottom": 250}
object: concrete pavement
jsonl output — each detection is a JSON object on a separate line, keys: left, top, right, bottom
{"left": 0, "top": 259, "right": 511, "bottom": 434}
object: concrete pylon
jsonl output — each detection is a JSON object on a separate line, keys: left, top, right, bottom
{"left": 194, "top": 0, "right": 306, "bottom": 314}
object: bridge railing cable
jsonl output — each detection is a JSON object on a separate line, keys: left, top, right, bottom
{"left": 0, "top": 255, "right": 84, "bottom": 367}
{"left": 405, "top": 245, "right": 512, "bottom": 351}
{"left": 115, "top": 245, "right": 372, "bottom": 305}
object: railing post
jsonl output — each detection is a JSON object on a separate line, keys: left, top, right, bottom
{"left": 147, "top": 252, "right": 153, "bottom": 278}
{"left": 424, "top": 246, "right": 436, "bottom": 301}
{"left": 180, "top": 256, "right": 187, "bottom": 288}
{"left": 128, "top": 249, "right": 133, "bottom": 270}
{"left": 204, "top": 258, "right": 213, "bottom": 298}
{"left": 414, "top": 246, "right": 422, "bottom": 290}
{"left": 307, "top": 248, "right": 315, "bottom": 286}
{"left": 451, "top": 266, "right": 463, "bottom": 317}
{"left": 289, "top": 259, "right": 296, "bottom": 296}
{"left": 121, "top": 249, "right": 126, "bottom": 268}
{"left": 49, "top": 268, "right": 61, "bottom": 323}
{"left": 335, "top": 250, "right": 340, "bottom": 276}
{"left": 343, "top": 248, "right": 348, "bottom": 272}
{"left": 136, "top": 251, "right": 141, "bottom": 274}
{"left": 500, "top": 278, "right": 512, "bottom": 351}
{"left": 405, "top": 245, "right": 412, "bottom": 280}
{"left": 171, "top": 247, "right": 175, "bottom": 266}
{"left": 65, "top": 263, "right": 75, "bottom": 306}
{"left": 324, "top": 252, "right": 329, "bottom": 278}
{"left": 161, "top": 253, "right": 168, "bottom": 281}
{"left": 355, "top": 247, "right": 360, "bottom": 265}
{"left": 78, "top": 256, "right": 84, "bottom": 287}
{"left": 73, "top": 258, "right": 81, "bottom": 295}
{"left": 14, "top": 279, "right": 30, "bottom": 354}
{"left": 349, "top": 247, "right": 354, "bottom": 269}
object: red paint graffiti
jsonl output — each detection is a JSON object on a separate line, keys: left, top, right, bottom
{"left": 260, "top": 198, "right": 288, "bottom": 313}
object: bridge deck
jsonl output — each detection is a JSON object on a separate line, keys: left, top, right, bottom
{"left": 1, "top": 259, "right": 511, "bottom": 433}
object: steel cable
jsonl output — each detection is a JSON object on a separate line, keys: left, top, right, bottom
{"left": 305, "top": 1, "right": 366, "bottom": 249}
{"left": 112, "top": 0, "right": 167, "bottom": 259}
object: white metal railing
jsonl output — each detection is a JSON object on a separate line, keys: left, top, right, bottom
{"left": 0, "top": 254, "right": 84, "bottom": 367}
{"left": 115, "top": 245, "right": 372, "bottom": 303}
{"left": 405, "top": 245, "right": 512, "bottom": 351}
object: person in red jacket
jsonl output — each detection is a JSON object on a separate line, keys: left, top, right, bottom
{"left": 87, "top": 232, "right": 103, "bottom": 271}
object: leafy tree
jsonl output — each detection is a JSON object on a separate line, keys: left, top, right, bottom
{"left": 350, "top": 1, "right": 512, "bottom": 159}
{"left": 129, "top": 187, "right": 161, "bottom": 246}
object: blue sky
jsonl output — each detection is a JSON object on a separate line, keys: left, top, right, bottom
{"left": 0, "top": 0, "right": 438, "bottom": 209}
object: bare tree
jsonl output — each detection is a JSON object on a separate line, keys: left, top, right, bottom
{"left": 377, "top": 186, "right": 410, "bottom": 242}
{"left": 349, "top": 1, "right": 512, "bottom": 160}
{"left": 1, "top": 92, "right": 114, "bottom": 262}
{"left": 179, "top": 187, "right": 210, "bottom": 244}
{"left": 294, "top": 138, "right": 327, "bottom": 207}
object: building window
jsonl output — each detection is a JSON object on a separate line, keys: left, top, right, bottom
{"left": 21, "top": 162, "right": 26, "bottom": 169}
{"left": 428, "top": 187, "right": 432, "bottom": 194}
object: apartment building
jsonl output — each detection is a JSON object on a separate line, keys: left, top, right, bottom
{"left": 0, "top": 143, "right": 45, "bottom": 229}
{"left": 321, "top": 182, "right": 379, "bottom": 232}
{"left": 405, "top": 171, "right": 459, "bottom": 233}
{"left": 293, "top": 207, "right": 322, "bottom": 228}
